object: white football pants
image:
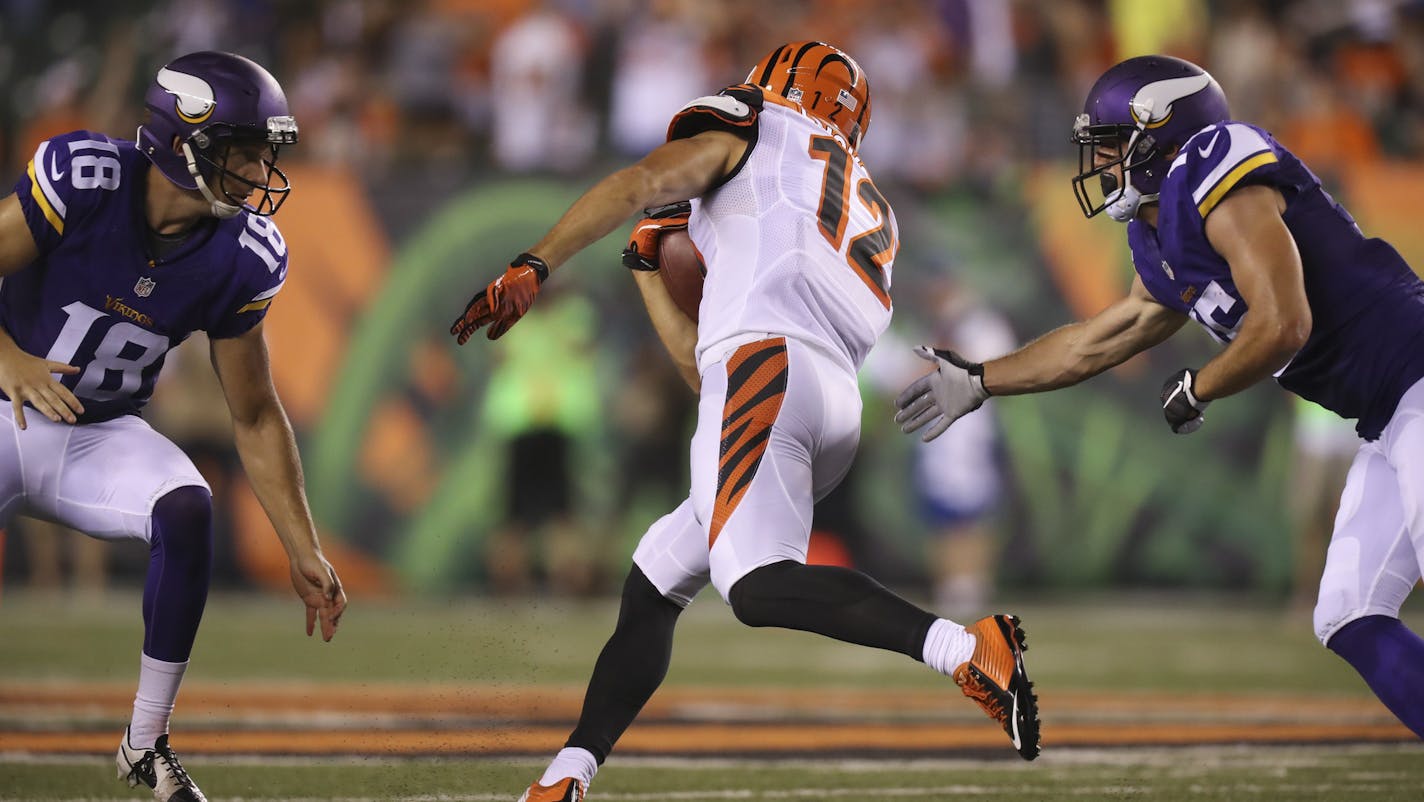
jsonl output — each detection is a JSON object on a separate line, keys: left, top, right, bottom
{"left": 1315, "top": 376, "right": 1424, "bottom": 643}
{"left": 633, "top": 337, "right": 862, "bottom": 605}
{"left": 0, "top": 404, "right": 207, "bottom": 543}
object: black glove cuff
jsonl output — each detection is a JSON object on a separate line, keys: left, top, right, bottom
{"left": 643, "top": 201, "right": 693, "bottom": 218}
{"left": 513, "top": 252, "right": 550, "bottom": 284}
{"left": 622, "top": 248, "right": 659, "bottom": 272}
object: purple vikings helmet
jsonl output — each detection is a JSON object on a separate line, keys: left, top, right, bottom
{"left": 137, "top": 51, "right": 298, "bottom": 219}
{"left": 1071, "top": 55, "right": 1229, "bottom": 221}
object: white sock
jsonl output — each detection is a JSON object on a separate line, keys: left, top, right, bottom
{"left": 538, "top": 746, "right": 598, "bottom": 788}
{"left": 921, "top": 618, "right": 975, "bottom": 677}
{"left": 128, "top": 653, "right": 188, "bottom": 749}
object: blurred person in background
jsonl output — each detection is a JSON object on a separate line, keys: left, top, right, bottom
{"left": 488, "top": 1, "right": 594, "bottom": 173}
{"left": 452, "top": 41, "right": 1042, "bottom": 801}
{"left": 897, "top": 54, "right": 1424, "bottom": 739}
{"left": 611, "top": 339, "right": 697, "bottom": 546}
{"left": 479, "top": 292, "right": 605, "bottom": 596}
{"left": 1288, "top": 397, "right": 1358, "bottom": 611}
{"left": 0, "top": 51, "right": 347, "bottom": 800}
{"left": 863, "top": 276, "right": 1015, "bottom": 619}
{"left": 606, "top": 0, "right": 712, "bottom": 157}
{"left": 912, "top": 279, "right": 1014, "bottom": 618}
{"left": 8, "top": 516, "right": 108, "bottom": 599}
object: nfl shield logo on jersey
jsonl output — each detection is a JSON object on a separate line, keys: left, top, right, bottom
{"left": 134, "top": 277, "right": 157, "bottom": 297}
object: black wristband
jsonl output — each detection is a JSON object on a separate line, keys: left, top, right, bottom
{"left": 513, "top": 252, "right": 550, "bottom": 284}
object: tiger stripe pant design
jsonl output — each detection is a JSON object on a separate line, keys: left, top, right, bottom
{"left": 632, "top": 336, "right": 864, "bottom": 605}
{"left": 711, "top": 339, "right": 790, "bottom": 547}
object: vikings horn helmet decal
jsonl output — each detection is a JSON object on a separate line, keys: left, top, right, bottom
{"left": 156, "top": 67, "right": 216, "bottom": 125}
{"left": 1130, "top": 73, "right": 1214, "bottom": 129}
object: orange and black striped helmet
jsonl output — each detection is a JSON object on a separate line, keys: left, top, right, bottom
{"left": 747, "top": 41, "right": 871, "bottom": 149}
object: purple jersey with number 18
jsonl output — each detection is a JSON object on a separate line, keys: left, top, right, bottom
{"left": 9, "top": 130, "right": 289, "bottom": 423}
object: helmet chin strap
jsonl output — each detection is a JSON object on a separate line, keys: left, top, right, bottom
{"left": 181, "top": 142, "right": 243, "bottom": 219}
{"left": 1103, "top": 116, "right": 1161, "bottom": 222}
{"left": 1104, "top": 183, "right": 1144, "bottom": 222}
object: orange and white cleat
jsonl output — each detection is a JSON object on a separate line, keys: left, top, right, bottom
{"left": 517, "top": 777, "right": 586, "bottom": 802}
{"left": 954, "top": 614, "right": 1041, "bottom": 760}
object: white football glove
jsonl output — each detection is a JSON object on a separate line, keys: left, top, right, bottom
{"left": 894, "top": 346, "right": 990, "bottom": 442}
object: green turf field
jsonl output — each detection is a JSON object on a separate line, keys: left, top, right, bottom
{"left": 1, "top": 590, "right": 1421, "bottom": 800}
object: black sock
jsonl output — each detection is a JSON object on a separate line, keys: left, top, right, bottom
{"left": 728, "top": 560, "right": 936, "bottom": 659}
{"left": 565, "top": 565, "right": 683, "bottom": 762}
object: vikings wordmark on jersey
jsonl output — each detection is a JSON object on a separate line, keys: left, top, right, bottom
{"left": 12, "top": 130, "right": 288, "bottom": 423}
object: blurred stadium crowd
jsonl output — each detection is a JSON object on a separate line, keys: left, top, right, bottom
{"left": 6, "top": 0, "right": 1424, "bottom": 185}
{"left": 1, "top": 0, "right": 1422, "bottom": 601}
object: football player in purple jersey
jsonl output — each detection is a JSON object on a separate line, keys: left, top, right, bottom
{"left": 896, "top": 54, "right": 1424, "bottom": 739}
{"left": 0, "top": 52, "right": 347, "bottom": 800}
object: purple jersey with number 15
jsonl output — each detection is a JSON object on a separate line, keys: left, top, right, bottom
{"left": 1128, "top": 121, "right": 1424, "bottom": 440}
{"left": 9, "top": 130, "right": 288, "bottom": 423}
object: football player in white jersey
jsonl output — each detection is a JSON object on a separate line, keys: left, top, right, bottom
{"left": 897, "top": 55, "right": 1424, "bottom": 739}
{"left": 0, "top": 52, "right": 347, "bottom": 801}
{"left": 452, "top": 42, "right": 1041, "bottom": 802}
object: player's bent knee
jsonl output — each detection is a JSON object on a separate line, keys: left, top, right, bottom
{"left": 150, "top": 485, "right": 214, "bottom": 550}
{"left": 619, "top": 565, "right": 684, "bottom": 630}
{"left": 728, "top": 561, "right": 797, "bottom": 628}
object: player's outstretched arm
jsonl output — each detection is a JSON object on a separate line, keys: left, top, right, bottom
{"left": 210, "top": 323, "right": 347, "bottom": 641}
{"left": 896, "top": 277, "right": 1185, "bottom": 441}
{"left": 451, "top": 131, "right": 748, "bottom": 343}
{"left": 983, "top": 275, "right": 1186, "bottom": 395}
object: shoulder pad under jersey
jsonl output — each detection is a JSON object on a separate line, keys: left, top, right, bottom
{"left": 14, "top": 130, "right": 129, "bottom": 254}
{"left": 1164, "top": 122, "right": 1283, "bottom": 219}
{"left": 667, "top": 84, "right": 763, "bottom": 142}
{"left": 208, "top": 212, "right": 290, "bottom": 339}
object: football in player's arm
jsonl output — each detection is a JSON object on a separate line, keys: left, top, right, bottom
{"left": 621, "top": 201, "right": 700, "bottom": 391}
{"left": 0, "top": 51, "right": 346, "bottom": 801}
{"left": 896, "top": 55, "right": 1424, "bottom": 740}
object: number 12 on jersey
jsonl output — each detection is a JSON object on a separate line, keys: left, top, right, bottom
{"left": 808, "top": 135, "right": 895, "bottom": 309}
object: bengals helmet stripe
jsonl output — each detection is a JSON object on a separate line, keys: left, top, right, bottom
{"left": 755, "top": 44, "right": 791, "bottom": 87}
{"left": 747, "top": 41, "right": 871, "bottom": 149}
{"left": 779, "top": 42, "right": 823, "bottom": 95}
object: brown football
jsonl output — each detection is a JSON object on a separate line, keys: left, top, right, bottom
{"left": 657, "top": 229, "right": 705, "bottom": 322}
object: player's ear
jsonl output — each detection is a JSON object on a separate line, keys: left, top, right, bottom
{"left": 170, "top": 135, "right": 184, "bottom": 156}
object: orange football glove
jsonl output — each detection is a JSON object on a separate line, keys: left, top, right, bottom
{"left": 450, "top": 252, "right": 551, "bottom": 344}
{"left": 622, "top": 202, "right": 692, "bottom": 272}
